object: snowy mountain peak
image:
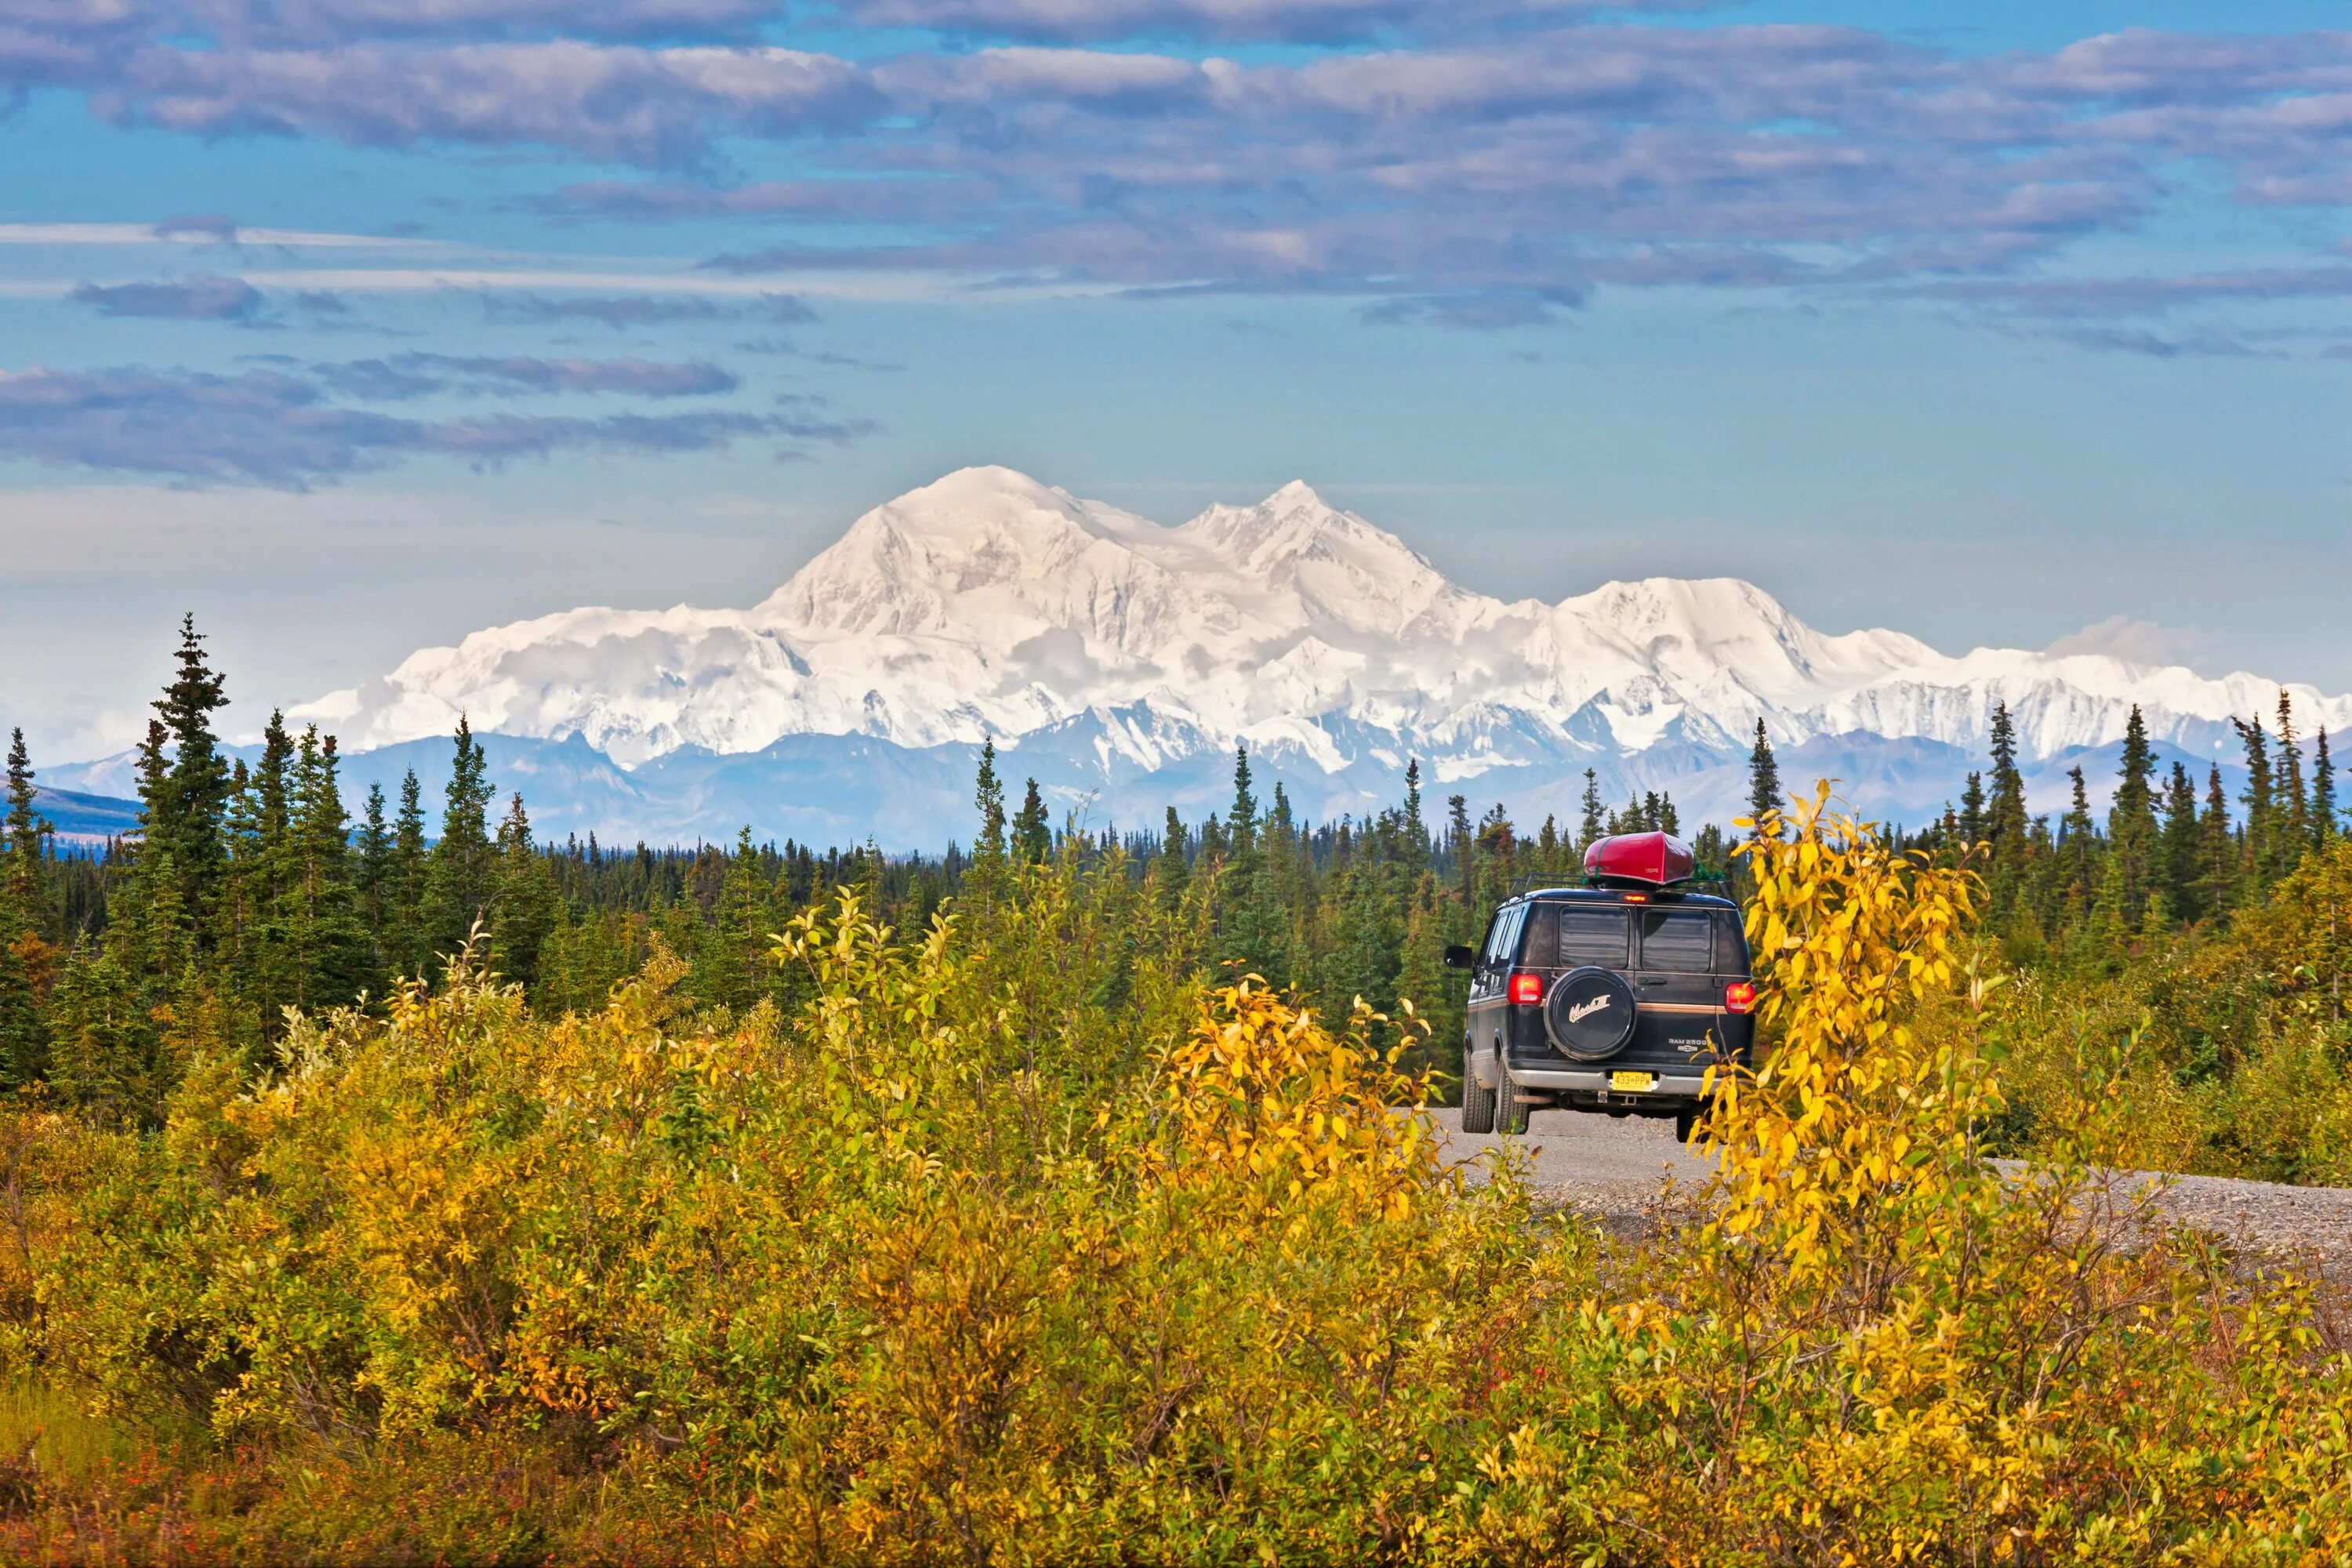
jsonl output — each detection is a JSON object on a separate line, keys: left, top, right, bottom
{"left": 290, "top": 465, "right": 2352, "bottom": 832}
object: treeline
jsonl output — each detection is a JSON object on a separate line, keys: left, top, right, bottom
{"left": 0, "top": 621, "right": 1724, "bottom": 1127}
{"left": 2, "top": 619, "right": 2344, "bottom": 1135}
{"left": 1883, "top": 694, "right": 2340, "bottom": 962}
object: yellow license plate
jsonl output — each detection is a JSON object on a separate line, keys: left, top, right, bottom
{"left": 1609, "top": 1071, "right": 1656, "bottom": 1093}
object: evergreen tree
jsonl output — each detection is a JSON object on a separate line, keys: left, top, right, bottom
{"left": 390, "top": 771, "right": 430, "bottom": 979}
{"left": 2158, "top": 761, "right": 2204, "bottom": 926}
{"left": 1226, "top": 745, "right": 1258, "bottom": 858}
{"left": 280, "top": 728, "right": 370, "bottom": 1012}
{"left": 2107, "top": 704, "right": 2158, "bottom": 928}
{"left": 1986, "top": 702, "right": 2030, "bottom": 918}
{"left": 489, "top": 792, "right": 559, "bottom": 989}
{"left": 423, "top": 717, "right": 497, "bottom": 960}
{"left": 697, "top": 826, "right": 774, "bottom": 1014}
{"left": 2315, "top": 728, "right": 2338, "bottom": 848}
{"left": 1155, "top": 808, "right": 1191, "bottom": 910}
{"left": 2201, "top": 765, "right": 2238, "bottom": 920}
{"left": 45, "top": 938, "right": 149, "bottom": 1127}
{"left": 1576, "top": 769, "right": 1606, "bottom": 853}
{"left": 2059, "top": 766, "right": 2098, "bottom": 932}
{"left": 1447, "top": 795, "right": 1474, "bottom": 907}
{"left": 1401, "top": 759, "right": 1429, "bottom": 873}
{"left": 965, "top": 740, "right": 1011, "bottom": 913}
{"left": 5, "top": 728, "right": 50, "bottom": 931}
{"left": 1746, "top": 718, "right": 1781, "bottom": 833}
{"left": 357, "top": 782, "right": 394, "bottom": 942}
{"left": 1011, "top": 779, "right": 1051, "bottom": 866}
{"left": 140, "top": 615, "right": 235, "bottom": 946}
{"left": 0, "top": 730, "right": 53, "bottom": 1086}
{"left": 2274, "top": 689, "right": 2308, "bottom": 866}
{"left": 2233, "top": 713, "right": 2275, "bottom": 895}
{"left": 1957, "top": 771, "right": 1987, "bottom": 851}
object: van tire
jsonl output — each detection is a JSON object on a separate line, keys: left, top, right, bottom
{"left": 1460, "top": 1047, "right": 1496, "bottom": 1134}
{"left": 1495, "top": 1065, "right": 1530, "bottom": 1136}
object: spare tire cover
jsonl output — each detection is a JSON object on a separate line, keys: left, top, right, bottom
{"left": 1544, "top": 966, "right": 1639, "bottom": 1062}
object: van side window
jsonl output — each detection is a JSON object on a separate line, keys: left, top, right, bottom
{"left": 1518, "top": 903, "right": 1556, "bottom": 965}
{"left": 1715, "top": 913, "right": 1751, "bottom": 976}
{"left": 1555, "top": 907, "right": 1630, "bottom": 967}
{"left": 1639, "top": 909, "right": 1713, "bottom": 971}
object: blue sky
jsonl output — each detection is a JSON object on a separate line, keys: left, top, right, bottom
{"left": 2, "top": 0, "right": 2349, "bottom": 761}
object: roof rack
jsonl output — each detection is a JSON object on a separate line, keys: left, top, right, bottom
{"left": 1498, "top": 868, "right": 1733, "bottom": 900}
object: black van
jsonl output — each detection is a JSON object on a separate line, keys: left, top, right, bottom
{"left": 1445, "top": 834, "right": 1755, "bottom": 1141}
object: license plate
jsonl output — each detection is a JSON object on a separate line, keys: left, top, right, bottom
{"left": 1609, "top": 1071, "right": 1656, "bottom": 1093}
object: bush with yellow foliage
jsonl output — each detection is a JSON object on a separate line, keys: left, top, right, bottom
{"left": 0, "top": 797, "right": 2343, "bottom": 1563}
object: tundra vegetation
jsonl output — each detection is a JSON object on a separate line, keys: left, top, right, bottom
{"left": 0, "top": 626, "right": 2344, "bottom": 1561}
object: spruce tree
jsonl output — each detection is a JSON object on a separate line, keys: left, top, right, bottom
{"left": 2158, "top": 761, "right": 2203, "bottom": 926}
{"left": 2201, "top": 765, "right": 2238, "bottom": 919}
{"left": 2233, "top": 714, "right": 2274, "bottom": 895}
{"left": 140, "top": 615, "right": 235, "bottom": 947}
{"left": 423, "top": 717, "right": 497, "bottom": 960}
{"left": 2107, "top": 704, "right": 2158, "bottom": 928}
{"left": 1227, "top": 745, "right": 1258, "bottom": 858}
{"left": 489, "top": 792, "right": 558, "bottom": 989}
{"left": 5, "top": 728, "right": 49, "bottom": 931}
{"left": 2315, "top": 728, "right": 2338, "bottom": 848}
{"left": 695, "top": 826, "right": 773, "bottom": 1013}
{"left": 1155, "top": 807, "right": 1190, "bottom": 910}
{"left": 1985, "top": 702, "right": 2031, "bottom": 920}
{"left": 357, "top": 782, "right": 393, "bottom": 942}
{"left": 966, "top": 740, "right": 1010, "bottom": 913}
{"left": 1401, "top": 759, "right": 1429, "bottom": 873}
{"left": 46, "top": 938, "right": 148, "bottom": 1127}
{"left": 2274, "top": 689, "right": 2308, "bottom": 867}
{"left": 2060, "top": 766, "right": 2098, "bottom": 932}
{"left": 1011, "top": 779, "right": 1051, "bottom": 866}
{"left": 1746, "top": 718, "right": 1781, "bottom": 833}
{"left": 1957, "top": 770, "right": 1987, "bottom": 851}
{"left": 390, "top": 771, "right": 430, "bottom": 978}
{"left": 1447, "top": 795, "right": 1474, "bottom": 907}
{"left": 1576, "top": 769, "right": 1606, "bottom": 854}
{"left": 281, "top": 728, "right": 369, "bottom": 1011}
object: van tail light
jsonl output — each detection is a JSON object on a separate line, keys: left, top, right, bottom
{"left": 1724, "top": 980, "right": 1757, "bottom": 1014}
{"left": 1508, "top": 971, "right": 1544, "bottom": 1006}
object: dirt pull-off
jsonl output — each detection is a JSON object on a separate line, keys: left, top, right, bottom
{"left": 1434, "top": 1108, "right": 2352, "bottom": 1274}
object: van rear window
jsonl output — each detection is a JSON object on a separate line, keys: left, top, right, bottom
{"left": 1639, "top": 909, "right": 1714, "bottom": 971}
{"left": 1526, "top": 906, "right": 1628, "bottom": 967}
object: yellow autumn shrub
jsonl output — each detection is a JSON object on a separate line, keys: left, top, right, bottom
{"left": 0, "top": 821, "right": 2347, "bottom": 1563}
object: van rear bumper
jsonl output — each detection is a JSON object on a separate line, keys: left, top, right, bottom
{"left": 1506, "top": 1065, "right": 1713, "bottom": 1099}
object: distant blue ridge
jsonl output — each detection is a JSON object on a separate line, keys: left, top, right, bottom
{"left": 36, "top": 728, "right": 2252, "bottom": 855}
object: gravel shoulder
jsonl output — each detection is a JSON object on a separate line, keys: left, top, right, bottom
{"left": 1432, "top": 1106, "right": 2352, "bottom": 1272}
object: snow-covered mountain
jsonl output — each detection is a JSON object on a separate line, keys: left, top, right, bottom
{"left": 73, "top": 464, "right": 2350, "bottom": 848}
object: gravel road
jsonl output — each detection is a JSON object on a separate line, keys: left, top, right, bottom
{"left": 1433, "top": 1106, "right": 2352, "bottom": 1271}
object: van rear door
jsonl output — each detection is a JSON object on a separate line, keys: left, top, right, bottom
{"left": 1631, "top": 906, "right": 1722, "bottom": 1064}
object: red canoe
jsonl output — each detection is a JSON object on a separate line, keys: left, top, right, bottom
{"left": 1583, "top": 829, "right": 1696, "bottom": 887}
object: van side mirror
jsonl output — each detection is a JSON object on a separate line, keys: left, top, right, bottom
{"left": 1443, "top": 944, "right": 1475, "bottom": 971}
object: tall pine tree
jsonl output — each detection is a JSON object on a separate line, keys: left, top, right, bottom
{"left": 139, "top": 615, "right": 234, "bottom": 951}
{"left": 2106, "top": 704, "right": 2158, "bottom": 928}
{"left": 2315, "top": 728, "right": 2338, "bottom": 848}
{"left": 1747, "top": 718, "right": 1781, "bottom": 833}
{"left": 423, "top": 717, "right": 497, "bottom": 961}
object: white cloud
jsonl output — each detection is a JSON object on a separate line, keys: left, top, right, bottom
{"left": 2043, "top": 615, "right": 2218, "bottom": 671}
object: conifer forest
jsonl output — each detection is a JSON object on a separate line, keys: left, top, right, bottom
{"left": 0, "top": 620, "right": 2349, "bottom": 1562}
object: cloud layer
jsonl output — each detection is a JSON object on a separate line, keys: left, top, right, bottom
{"left": 0, "top": 364, "right": 869, "bottom": 485}
{"left": 9, "top": 8, "right": 2352, "bottom": 329}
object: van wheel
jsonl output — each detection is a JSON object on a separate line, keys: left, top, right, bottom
{"left": 1675, "top": 1101, "right": 1708, "bottom": 1145}
{"left": 1495, "top": 1066, "right": 1530, "bottom": 1136}
{"left": 1460, "top": 1050, "right": 1496, "bottom": 1134}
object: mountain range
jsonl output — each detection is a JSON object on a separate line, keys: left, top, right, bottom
{"left": 49, "top": 466, "right": 2352, "bottom": 850}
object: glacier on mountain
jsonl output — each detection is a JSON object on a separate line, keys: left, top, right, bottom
{"left": 252, "top": 464, "right": 2351, "bottom": 846}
